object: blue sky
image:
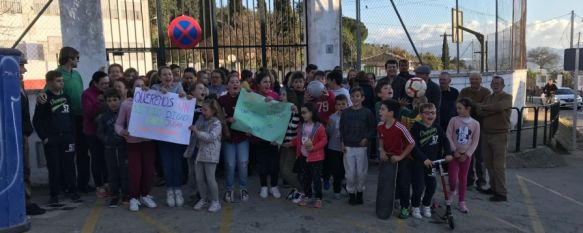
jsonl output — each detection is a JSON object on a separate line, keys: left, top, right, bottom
{"left": 341, "top": 0, "right": 583, "bottom": 52}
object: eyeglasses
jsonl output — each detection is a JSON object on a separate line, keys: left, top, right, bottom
{"left": 422, "top": 111, "right": 436, "bottom": 115}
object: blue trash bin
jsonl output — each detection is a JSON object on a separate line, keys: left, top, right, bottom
{"left": 0, "top": 48, "right": 30, "bottom": 233}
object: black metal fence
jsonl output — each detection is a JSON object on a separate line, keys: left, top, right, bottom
{"left": 104, "top": 0, "right": 307, "bottom": 74}
{"left": 509, "top": 102, "right": 560, "bottom": 152}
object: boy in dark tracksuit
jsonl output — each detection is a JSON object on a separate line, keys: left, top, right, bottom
{"left": 410, "top": 103, "right": 452, "bottom": 219}
{"left": 33, "top": 70, "right": 80, "bottom": 204}
{"left": 96, "top": 89, "right": 127, "bottom": 207}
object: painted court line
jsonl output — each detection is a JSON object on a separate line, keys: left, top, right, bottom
{"left": 517, "top": 175, "right": 545, "bottom": 233}
{"left": 473, "top": 203, "right": 530, "bottom": 233}
{"left": 219, "top": 204, "right": 233, "bottom": 233}
{"left": 517, "top": 175, "right": 583, "bottom": 208}
{"left": 137, "top": 211, "right": 176, "bottom": 233}
{"left": 80, "top": 199, "right": 104, "bottom": 233}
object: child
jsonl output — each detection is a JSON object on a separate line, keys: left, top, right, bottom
{"left": 446, "top": 98, "right": 480, "bottom": 213}
{"left": 185, "top": 82, "right": 208, "bottom": 196}
{"left": 378, "top": 99, "right": 415, "bottom": 219}
{"left": 116, "top": 78, "right": 157, "bottom": 212}
{"left": 310, "top": 71, "right": 336, "bottom": 125}
{"left": 187, "top": 99, "right": 225, "bottom": 213}
{"left": 279, "top": 89, "right": 304, "bottom": 203}
{"left": 285, "top": 102, "right": 328, "bottom": 208}
{"left": 401, "top": 96, "right": 428, "bottom": 130}
{"left": 326, "top": 70, "right": 352, "bottom": 106}
{"left": 286, "top": 71, "right": 306, "bottom": 108}
{"left": 96, "top": 88, "right": 127, "bottom": 207}
{"left": 325, "top": 95, "right": 349, "bottom": 199}
{"left": 151, "top": 66, "right": 188, "bottom": 207}
{"left": 182, "top": 67, "right": 197, "bottom": 93}
{"left": 374, "top": 80, "right": 393, "bottom": 122}
{"left": 340, "top": 87, "right": 376, "bottom": 205}
{"left": 33, "top": 70, "right": 81, "bottom": 204}
{"left": 410, "top": 103, "right": 452, "bottom": 219}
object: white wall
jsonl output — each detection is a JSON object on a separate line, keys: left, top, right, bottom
{"left": 307, "top": 0, "right": 341, "bottom": 70}
{"left": 59, "top": 0, "right": 108, "bottom": 88}
{"left": 446, "top": 70, "right": 527, "bottom": 128}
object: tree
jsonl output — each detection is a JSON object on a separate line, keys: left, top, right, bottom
{"left": 342, "top": 16, "right": 368, "bottom": 69}
{"left": 441, "top": 33, "right": 449, "bottom": 69}
{"left": 421, "top": 52, "right": 443, "bottom": 70}
{"left": 527, "top": 47, "right": 560, "bottom": 70}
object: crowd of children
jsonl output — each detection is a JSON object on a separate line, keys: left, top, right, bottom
{"left": 33, "top": 58, "right": 486, "bottom": 220}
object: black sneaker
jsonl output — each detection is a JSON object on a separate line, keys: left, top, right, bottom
{"left": 26, "top": 203, "right": 46, "bottom": 216}
{"left": 286, "top": 189, "right": 298, "bottom": 200}
{"left": 69, "top": 193, "right": 83, "bottom": 203}
{"left": 489, "top": 194, "right": 507, "bottom": 202}
{"left": 477, "top": 188, "right": 496, "bottom": 195}
{"left": 78, "top": 185, "right": 95, "bottom": 193}
{"left": 356, "top": 192, "right": 364, "bottom": 205}
{"left": 348, "top": 193, "right": 356, "bottom": 205}
{"left": 109, "top": 197, "right": 119, "bottom": 208}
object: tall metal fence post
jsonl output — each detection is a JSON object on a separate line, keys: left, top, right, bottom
{"left": 211, "top": 0, "right": 220, "bottom": 69}
{"left": 155, "top": 0, "right": 166, "bottom": 66}
{"left": 259, "top": 0, "right": 268, "bottom": 69}
{"left": 515, "top": 108, "right": 522, "bottom": 153}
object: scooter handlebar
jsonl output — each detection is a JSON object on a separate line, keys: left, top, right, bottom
{"left": 432, "top": 159, "right": 447, "bottom": 166}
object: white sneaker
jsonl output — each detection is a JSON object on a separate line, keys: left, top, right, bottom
{"left": 166, "top": 190, "right": 176, "bottom": 207}
{"left": 292, "top": 192, "right": 305, "bottom": 204}
{"left": 129, "top": 198, "right": 140, "bottom": 212}
{"left": 260, "top": 187, "right": 269, "bottom": 199}
{"left": 174, "top": 190, "right": 184, "bottom": 207}
{"left": 140, "top": 195, "right": 157, "bottom": 208}
{"left": 193, "top": 199, "right": 208, "bottom": 211}
{"left": 269, "top": 186, "right": 281, "bottom": 198}
{"left": 208, "top": 201, "right": 221, "bottom": 213}
{"left": 412, "top": 207, "right": 422, "bottom": 219}
{"left": 423, "top": 205, "right": 432, "bottom": 218}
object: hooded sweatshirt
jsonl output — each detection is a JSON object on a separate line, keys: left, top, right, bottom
{"left": 33, "top": 90, "right": 75, "bottom": 143}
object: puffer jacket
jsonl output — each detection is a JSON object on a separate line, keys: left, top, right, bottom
{"left": 184, "top": 116, "right": 222, "bottom": 163}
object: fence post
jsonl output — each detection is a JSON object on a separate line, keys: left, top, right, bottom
{"left": 532, "top": 107, "right": 539, "bottom": 148}
{"left": 210, "top": 0, "right": 220, "bottom": 69}
{"left": 259, "top": 0, "right": 268, "bottom": 69}
{"left": 543, "top": 106, "right": 549, "bottom": 145}
{"left": 515, "top": 108, "right": 522, "bottom": 153}
{"left": 155, "top": 0, "right": 166, "bottom": 66}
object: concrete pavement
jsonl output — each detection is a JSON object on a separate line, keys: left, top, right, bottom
{"left": 25, "top": 151, "right": 583, "bottom": 233}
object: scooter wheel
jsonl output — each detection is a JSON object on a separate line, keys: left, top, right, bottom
{"left": 448, "top": 216, "right": 455, "bottom": 229}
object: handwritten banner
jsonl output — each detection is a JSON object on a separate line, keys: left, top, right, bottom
{"left": 231, "top": 90, "right": 292, "bottom": 144}
{"left": 128, "top": 88, "right": 196, "bottom": 145}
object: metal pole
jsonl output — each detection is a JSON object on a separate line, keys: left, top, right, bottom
{"left": 259, "top": 0, "right": 267, "bottom": 69}
{"left": 156, "top": 0, "right": 166, "bottom": 66}
{"left": 456, "top": 0, "right": 460, "bottom": 73}
{"left": 572, "top": 32, "right": 580, "bottom": 151}
{"left": 12, "top": 0, "right": 54, "bottom": 48}
{"left": 356, "top": 0, "right": 362, "bottom": 71}
{"left": 495, "top": 0, "right": 498, "bottom": 73}
{"left": 211, "top": 0, "right": 220, "bottom": 69}
{"left": 570, "top": 10, "right": 575, "bottom": 48}
{"left": 390, "top": 0, "right": 423, "bottom": 64}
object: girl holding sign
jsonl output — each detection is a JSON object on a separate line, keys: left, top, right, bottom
{"left": 218, "top": 75, "right": 251, "bottom": 203}
{"left": 115, "top": 78, "right": 158, "bottom": 212}
{"left": 151, "top": 66, "right": 188, "bottom": 208}
{"left": 252, "top": 72, "right": 282, "bottom": 199}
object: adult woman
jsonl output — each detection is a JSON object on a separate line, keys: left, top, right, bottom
{"left": 218, "top": 76, "right": 250, "bottom": 203}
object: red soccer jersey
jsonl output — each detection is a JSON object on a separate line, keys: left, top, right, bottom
{"left": 378, "top": 120, "right": 415, "bottom": 159}
{"left": 313, "top": 90, "right": 336, "bottom": 124}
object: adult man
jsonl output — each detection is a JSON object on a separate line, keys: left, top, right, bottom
{"left": 19, "top": 52, "right": 46, "bottom": 215}
{"left": 476, "top": 76, "right": 512, "bottom": 202}
{"left": 398, "top": 59, "right": 414, "bottom": 80}
{"left": 415, "top": 65, "right": 441, "bottom": 111}
{"left": 458, "top": 72, "right": 491, "bottom": 189}
{"left": 542, "top": 79, "right": 558, "bottom": 104}
{"left": 378, "top": 59, "right": 407, "bottom": 100}
{"left": 438, "top": 72, "right": 459, "bottom": 130}
{"left": 38, "top": 47, "right": 90, "bottom": 192}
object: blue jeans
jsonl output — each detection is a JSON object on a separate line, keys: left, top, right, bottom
{"left": 223, "top": 140, "right": 250, "bottom": 190}
{"left": 158, "top": 141, "right": 186, "bottom": 189}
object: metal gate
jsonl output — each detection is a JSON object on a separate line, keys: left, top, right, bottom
{"left": 103, "top": 0, "right": 307, "bottom": 74}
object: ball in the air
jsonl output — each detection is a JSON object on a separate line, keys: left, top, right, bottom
{"left": 405, "top": 77, "right": 427, "bottom": 98}
{"left": 307, "top": 81, "right": 325, "bottom": 98}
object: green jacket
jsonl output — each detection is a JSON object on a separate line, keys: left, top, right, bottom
{"left": 56, "top": 66, "right": 84, "bottom": 115}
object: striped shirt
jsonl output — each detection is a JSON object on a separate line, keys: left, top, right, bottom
{"left": 378, "top": 120, "right": 415, "bottom": 159}
{"left": 284, "top": 112, "right": 301, "bottom": 144}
